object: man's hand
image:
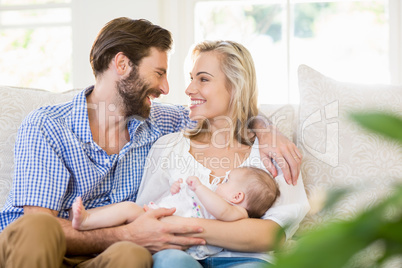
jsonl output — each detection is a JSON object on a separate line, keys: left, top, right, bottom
{"left": 257, "top": 125, "right": 302, "bottom": 185}
{"left": 119, "top": 207, "right": 205, "bottom": 253}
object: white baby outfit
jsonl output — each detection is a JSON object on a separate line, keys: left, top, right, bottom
{"left": 148, "top": 181, "right": 224, "bottom": 258}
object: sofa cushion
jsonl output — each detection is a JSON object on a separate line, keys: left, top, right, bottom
{"left": 0, "top": 86, "right": 79, "bottom": 209}
{"left": 297, "top": 65, "right": 402, "bottom": 232}
{"left": 258, "top": 104, "right": 296, "bottom": 142}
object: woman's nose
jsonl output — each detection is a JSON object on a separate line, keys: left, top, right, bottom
{"left": 185, "top": 81, "right": 196, "bottom": 96}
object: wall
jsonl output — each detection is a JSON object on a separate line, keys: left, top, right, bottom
{"left": 71, "top": 0, "right": 159, "bottom": 92}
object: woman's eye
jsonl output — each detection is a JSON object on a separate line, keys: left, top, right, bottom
{"left": 201, "top": 78, "right": 208, "bottom": 82}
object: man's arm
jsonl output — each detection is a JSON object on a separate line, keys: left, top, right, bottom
{"left": 24, "top": 206, "right": 205, "bottom": 255}
{"left": 251, "top": 115, "right": 302, "bottom": 185}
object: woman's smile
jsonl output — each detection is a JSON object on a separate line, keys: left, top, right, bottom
{"left": 189, "top": 98, "right": 207, "bottom": 108}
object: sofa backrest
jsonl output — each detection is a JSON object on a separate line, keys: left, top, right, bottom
{"left": 0, "top": 86, "right": 80, "bottom": 209}
{"left": 0, "top": 86, "right": 297, "bottom": 210}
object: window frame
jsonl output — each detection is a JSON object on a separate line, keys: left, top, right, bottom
{"left": 166, "top": 0, "right": 402, "bottom": 105}
{"left": 0, "top": 2, "right": 72, "bottom": 29}
{"left": 0, "top": 1, "right": 73, "bottom": 91}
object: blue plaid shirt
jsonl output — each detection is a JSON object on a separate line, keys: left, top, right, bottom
{"left": 0, "top": 86, "right": 190, "bottom": 232}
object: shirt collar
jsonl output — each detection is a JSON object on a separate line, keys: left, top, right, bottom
{"left": 70, "top": 86, "right": 94, "bottom": 144}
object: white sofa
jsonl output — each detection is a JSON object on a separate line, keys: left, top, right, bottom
{"left": 0, "top": 65, "right": 401, "bottom": 264}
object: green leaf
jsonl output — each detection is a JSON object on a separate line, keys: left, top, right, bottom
{"left": 321, "top": 188, "right": 349, "bottom": 212}
{"left": 350, "top": 112, "right": 402, "bottom": 143}
{"left": 271, "top": 112, "right": 402, "bottom": 268}
{"left": 273, "top": 186, "right": 402, "bottom": 268}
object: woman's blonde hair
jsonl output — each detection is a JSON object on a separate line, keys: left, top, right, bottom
{"left": 186, "top": 40, "right": 259, "bottom": 145}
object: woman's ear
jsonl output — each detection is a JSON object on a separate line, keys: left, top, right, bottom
{"left": 230, "top": 192, "right": 245, "bottom": 204}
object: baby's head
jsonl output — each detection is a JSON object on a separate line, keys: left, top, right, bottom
{"left": 217, "top": 166, "right": 280, "bottom": 218}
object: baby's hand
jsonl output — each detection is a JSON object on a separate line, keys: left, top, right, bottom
{"left": 170, "top": 178, "right": 183, "bottom": 195}
{"left": 186, "top": 176, "right": 201, "bottom": 191}
{"left": 144, "top": 202, "right": 159, "bottom": 211}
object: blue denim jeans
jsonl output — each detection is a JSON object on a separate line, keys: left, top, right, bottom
{"left": 153, "top": 249, "right": 271, "bottom": 268}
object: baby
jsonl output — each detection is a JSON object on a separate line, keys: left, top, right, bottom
{"left": 71, "top": 166, "right": 280, "bottom": 231}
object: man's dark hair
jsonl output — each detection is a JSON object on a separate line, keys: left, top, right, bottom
{"left": 90, "top": 17, "right": 173, "bottom": 77}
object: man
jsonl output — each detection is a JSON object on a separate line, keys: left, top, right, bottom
{"left": 0, "top": 17, "right": 302, "bottom": 267}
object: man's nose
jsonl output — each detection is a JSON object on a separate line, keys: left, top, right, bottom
{"left": 160, "top": 77, "right": 169, "bottom": 95}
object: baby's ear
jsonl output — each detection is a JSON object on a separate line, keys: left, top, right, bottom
{"left": 230, "top": 192, "right": 245, "bottom": 204}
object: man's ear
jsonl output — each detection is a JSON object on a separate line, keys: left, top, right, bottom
{"left": 230, "top": 192, "right": 245, "bottom": 204}
{"left": 114, "top": 52, "right": 130, "bottom": 75}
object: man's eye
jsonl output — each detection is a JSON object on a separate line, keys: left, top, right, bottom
{"left": 156, "top": 72, "right": 163, "bottom": 77}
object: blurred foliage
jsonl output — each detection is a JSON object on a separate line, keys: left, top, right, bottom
{"left": 272, "top": 112, "right": 402, "bottom": 268}
{"left": 244, "top": 3, "right": 333, "bottom": 42}
{"left": 350, "top": 113, "right": 402, "bottom": 144}
{"left": 293, "top": 3, "right": 333, "bottom": 38}
{"left": 244, "top": 5, "right": 282, "bottom": 42}
{"left": 12, "top": 29, "right": 33, "bottom": 49}
{"left": 353, "top": 2, "right": 386, "bottom": 23}
{"left": 243, "top": 2, "right": 384, "bottom": 42}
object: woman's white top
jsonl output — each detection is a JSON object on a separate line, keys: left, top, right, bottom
{"left": 136, "top": 132, "right": 310, "bottom": 263}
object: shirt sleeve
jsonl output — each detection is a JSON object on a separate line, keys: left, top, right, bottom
{"left": 13, "top": 117, "right": 70, "bottom": 211}
{"left": 151, "top": 103, "right": 194, "bottom": 135}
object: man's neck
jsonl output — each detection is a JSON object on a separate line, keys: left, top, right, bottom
{"left": 86, "top": 84, "right": 130, "bottom": 155}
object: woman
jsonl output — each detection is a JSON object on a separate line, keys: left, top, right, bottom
{"left": 136, "top": 40, "right": 310, "bottom": 267}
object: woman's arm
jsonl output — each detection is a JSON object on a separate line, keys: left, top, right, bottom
{"left": 162, "top": 171, "right": 310, "bottom": 252}
{"left": 163, "top": 216, "right": 285, "bottom": 252}
{"left": 252, "top": 115, "right": 302, "bottom": 186}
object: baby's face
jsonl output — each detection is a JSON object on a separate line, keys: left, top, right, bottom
{"left": 215, "top": 168, "right": 246, "bottom": 199}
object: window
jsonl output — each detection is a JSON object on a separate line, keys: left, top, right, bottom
{"left": 0, "top": 0, "right": 72, "bottom": 92}
{"left": 194, "top": 0, "right": 390, "bottom": 104}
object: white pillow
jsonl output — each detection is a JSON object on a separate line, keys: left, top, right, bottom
{"left": 297, "top": 65, "right": 402, "bottom": 231}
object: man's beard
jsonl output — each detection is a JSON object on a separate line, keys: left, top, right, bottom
{"left": 116, "top": 68, "right": 161, "bottom": 119}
